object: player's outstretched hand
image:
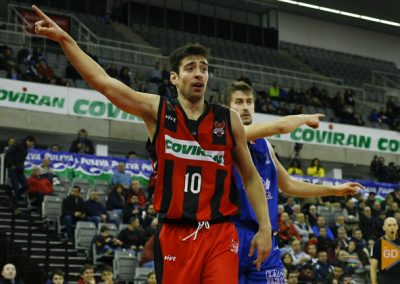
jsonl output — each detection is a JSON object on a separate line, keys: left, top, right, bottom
{"left": 305, "top": 113, "right": 325, "bottom": 129}
{"left": 249, "top": 228, "right": 271, "bottom": 271}
{"left": 333, "top": 182, "right": 364, "bottom": 196}
{"left": 32, "top": 5, "right": 66, "bottom": 42}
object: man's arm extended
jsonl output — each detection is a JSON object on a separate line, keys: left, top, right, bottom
{"left": 268, "top": 144, "right": 362, "bottom": 197}
{"left": 230, "top": 111, "right": 272, "bottom": 270}
{"left": 32, "top": 5, "right": 159, "bottom": 130}
{"left": 245, "top": 114, "right": 324, "bottom": 141}
{"left": 370, "top": 258, "right": 378, "bottom": 284}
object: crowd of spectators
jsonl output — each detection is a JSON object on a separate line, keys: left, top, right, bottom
{"left": 370, "top": 155, "right": 400, "bottom": 183}
{"left": 277, "top": 187, "right": 400, "bottom": 283}
{"left": 369, "top": 97, "right": 400, "bottom": 131}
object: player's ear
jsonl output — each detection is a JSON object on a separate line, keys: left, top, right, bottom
{"left": 170, "top": 72, "right": 178, "bottom": 86}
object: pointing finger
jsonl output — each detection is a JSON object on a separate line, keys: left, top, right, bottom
{"left": 32, "top": 5, "right": 51, "bottom": 21}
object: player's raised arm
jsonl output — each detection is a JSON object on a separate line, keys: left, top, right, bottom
{"left": 230, "top": 110, "right": 272, "bottom": 270}
{"left": 267, "top": 144, "right": 363, "bottom": 197}
{"left": 31, "top": 5, "right": 159, "bottom": 125}
{"left": 245, "top": 113, "right": 324, "bottom": 141}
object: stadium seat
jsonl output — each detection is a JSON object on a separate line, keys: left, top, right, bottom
{"left": 134, "top": 267, "right": 153, "bottom": 282}
{"left": 113, "top": 250, "right": 138, "bottom": 281}
{"left": 74, "top": 221, "right": 97, "bottom": 251}
{"left": 42, "top": 195, "right": 62, "bottom": 230}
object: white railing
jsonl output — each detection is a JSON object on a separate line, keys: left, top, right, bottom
{"left": 0, "top": 154, "right": 6, "bottom": 185}
{"left": 371, "top": 70, "right": 400, "bottom": 89}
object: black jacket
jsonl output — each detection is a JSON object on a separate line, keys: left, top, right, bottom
{"left": 61, "top": 195, "right": 85, "bottom": 217}
{"left": 5, "top": 141, "right": 28, "bottom": 170}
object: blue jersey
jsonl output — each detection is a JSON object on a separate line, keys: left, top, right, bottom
{"left": 233, "top": 138, "right": 279, "bottom": 232}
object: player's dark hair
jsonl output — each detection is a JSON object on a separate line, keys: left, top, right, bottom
{"left": 169, "top": 43, "right": 210, "bottom": 74}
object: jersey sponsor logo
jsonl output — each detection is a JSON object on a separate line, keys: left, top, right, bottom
{"left": 165, "top": 114, "right": 176, "bottom": 122}
{"left": 263, "top": 178, "right": 273, "bottom": 200}
{"left": 164, "top": 255, "right": 176, "bottom": 261}
{"left": 381, "top": 239, "right": 400, "bottom": 270}
{"left": 165, "top": 135, "right": 225, "bottom": 165}
{"left": 213, "top": 121, "right": 225, "bottom": 137}
{"left": 230, "top": 239, "right": 239, "bottom": 254}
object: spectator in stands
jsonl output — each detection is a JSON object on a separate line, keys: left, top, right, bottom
{"left": 317, "top": 227, "right": 334, "bottom": 252}
{"left": 343, "top": 199, "right": 360, "bottom": 233}
{"left": 146, "top": 271, "right": 156, "bottom": 284}
{"left": 100, "top": 265, "right": 114, "bottom": 284}
{"left": 39, "top": 156, "right": 57, "bottom": 183}
{"left": 286, "top": 270, "right": 298, "bottom": 284}
{"left": 106, "top": 184, "right": 125, "bottom": 224}
{"left": 287, "top": 159, "right": 303, "bottom": 176}
{"left": 351, "top": 228, "right": 366, "bottom": 252}
{"left": 294, "top": 212, "right": 313, "bottom": 244}
{"left": 268, "top": 81, "right": 280, "bottom": 99}
{"left": 281, "top": 252, "right": 295, "bottom": 270}
{"left": 345, "top": 240, "right": 366, "bottom": 275}
{"left": 278, "top": 212, "right": 300, "bottom": 246}
{"left": 336, "top": 227, "right": 350, "bottom": 250}
{"left": 45, "top": 269, "right": 66, "bottom": 284}
{"left": 6, "top": 66, "right": 20, "bottom": 80}
{"left": 111, "top": 162, "right": 131, "bottom": 189}
{"left": 143, "top": 217, "right": 158, "bottom": 242}
{"left": 122, "top": 194, "right": 143, "bottom": 223}
{"left": 36, "top": 58, "right": 54, "bottom": 83}
{"left": 312, "top": 216, "right": 334, "bottom": 240}
{"left": 359, "top": 206, "right": 380, "bottom": 239}
{"left": 140, "top": 203, "right": 157, "bottom": 229}
{"left": 118, "top": 217, "right": 145, "bottom": 256}
{"left": 386, "top": 201, "right": 399, "bottom": 217}
{"left": 5, "top": 135, "right": 35, "bottom": 211}
{"left": 106, "top": 64, "right": 118, "bottom": 78}
{"left": 284, "top": 197, "right": 296, "bottom": 216}
{"left": 0, "top": 263, "right": 25, "bottom": 284}
{"left": 94, "top": 225, "right": 122, "bottom": 256}
{"left": 27, "top": 166, "right": 53, "bottom": 206}
{"left": 325, "top": 262, "right": 345, "bottom": 284}
{"left": 137, "top": 82, "right": 149, "bottom": 93}
{"left": 158, "top": 78, "right": 174, "bottom": 99}
{"left": 84, "top": 190, "right": 108, "bottom": 227}
{"left": 306, "top": 243, "right": 318, "bottom": 264}
{"left": 140, "top": 235, "right": 155, "bottom": 268}
{"left": 306, "top": 204, "right": 319, "bottom": 227}
{"left": 125, "top": 180, "right": 146, "bottom": 208}
{"left": 125, "top": 150, "right": 137, "bottom": 159}
{"left": 307, "top": 158, "right": 325, "bottom": 177}
{"left": 118, "top": 66, "right": 131, "bottom": 87}
{"left": 50, "top": 144, "right": 61, "bottom": 152}
{"left": 148, "top": 61, "right": 162, "bottom": 83}
{"left": 69, "top": 129, "right": 95, "bottom": 155}
{"left": 62, "top": 185, "right": 86, "bottom": 240}
{"left": 369, "top": 109, "right": 381, "bottom": 124}
{"left": 65, "top": 63, "right": 81, "bottom": 82}
{"left": 289, "top": 239, "right": 311, "bottom": 265}
{"left": 77, "top": 264, "right": 96, "bottom": 284}
{"left": 298, "top": 263, "right": 316, "bottom": 283}
{"left": 17, "top": 44, "right": 32, "bottom": 66}
{"left": 330, "top": 215, "right": 345, "bottom": 238}
{"left": 1, "top": 137, "right": 15, "bottom": 153}
{"left": 313, "top": 251, "right": 332, "bottom": 282}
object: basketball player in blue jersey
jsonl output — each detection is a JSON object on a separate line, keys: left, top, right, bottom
{"left": 222, "top": 81, "right": 363, "bottom": 284}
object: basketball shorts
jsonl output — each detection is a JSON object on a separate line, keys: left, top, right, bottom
{"left": 235, "top": 222, "right": 285, "bottom": 284}
{"left": 154, "top": 221, "right": 239, "bottom": 284}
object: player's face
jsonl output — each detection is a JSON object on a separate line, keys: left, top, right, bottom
{"left": 229, "top": 91, "right": 254, "bottom": 125}
{"left": 171, "top": 55, "right": 208, "bottom": 103}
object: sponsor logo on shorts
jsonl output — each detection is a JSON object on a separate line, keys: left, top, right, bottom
{"left": 230, "top": 239, "right": 239, "bottom": 254}
{"left": 164, "top": 255, "right": 176, "bottom": 262}
{"left": 165, "top": 135, "right": 225, "bottom": 165}
{"left": 265, "top": 269, "right": 285, "bottom": 283}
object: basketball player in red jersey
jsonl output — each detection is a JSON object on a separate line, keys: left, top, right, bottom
{"left": 32, "top": 5, "right": 271, "bottom": 284}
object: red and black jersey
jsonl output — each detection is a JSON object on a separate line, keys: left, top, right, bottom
{"left": 148, "top": 98, "right": 238, "bottom": 222}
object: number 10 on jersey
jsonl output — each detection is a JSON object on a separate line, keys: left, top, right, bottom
{"left": 184, "top": 172, "right": 202, "bottom": 194}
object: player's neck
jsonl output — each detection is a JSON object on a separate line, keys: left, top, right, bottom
{"left": 384, "top": 234, "right": 396, "bottom": 241}
{"left": 178, "top": 96, "right": 206, "bottom": 120}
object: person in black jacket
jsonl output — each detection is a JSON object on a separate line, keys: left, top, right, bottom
{"left": 4, "top": 136, "right": 35, "bottom": 209}
{"left": 69, "top": 129, "right": 94, "bottom": 154}
{"left": 61, "top": 185, "right": 85, "bottom": 240}
{"left": 118, "top": 217, "right": 146, "bottom": 256}
{"left": 106, "top": 184, "right": 125, "bottom": 225}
